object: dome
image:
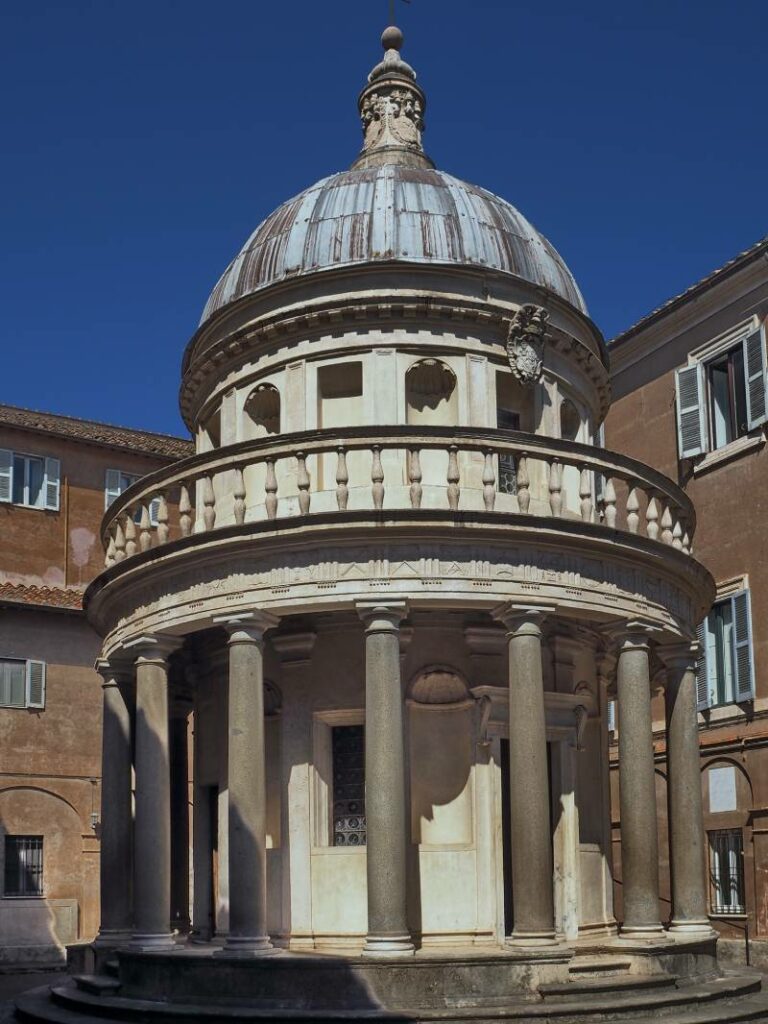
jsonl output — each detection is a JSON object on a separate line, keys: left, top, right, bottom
{"left": 200, "top": 165, "right": 587, "bottom": 325}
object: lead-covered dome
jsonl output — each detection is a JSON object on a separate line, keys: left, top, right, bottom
{"left": 199, "top": 25, "right": 587, "bottom": 327}
{"left": 200, "top": 165, "right": 587, "bottom": 324}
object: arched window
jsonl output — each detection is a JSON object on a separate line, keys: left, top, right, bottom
{"left": 405, "top": 359, "right": 458, "bottom": 426}
{"left": 245, "top": 383, "right": 280, "bottom": 438}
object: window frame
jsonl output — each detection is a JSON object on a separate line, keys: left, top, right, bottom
{"left": 676, "top": 319, "right": 767, "bottom": 461}
{"left": 0, "top": 657, "right": 47, "bottom": 710}
{"left": 0, "top": 449, "right": 60, "bottom": 511}
{"left": 708, "top": 828, "right": 746, "bottom": 916}
{"left": 105, "top": 468, "right": 159, "bottom": 526}
{"left": 311, "top": 709, "right": 365, "bottom": 850}
{"left": 3, "top": 835, "right": 44, "bottom": 898}
{"left": 697, "top": 585, "right": 754, "bottom": 711}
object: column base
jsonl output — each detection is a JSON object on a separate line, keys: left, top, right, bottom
{"left": 129, "top": 932, "right": 176, "bottom": 951}
{"left": 506, "top": 929, "right": 558, "bottom": 947}
{"left": 668, "top": 919, "right": 719, "bottom": 938}
{"left": 216, "top": 936, "right": 281, "bottom": 958}
{"left": 362, "top": 935, "right": 415, "bottom": 958}
{"left": 619, "top": 923, "right": 666, "bottom": 940}
{"left": 93, "top": 929, "right": 132, "bottom": 949}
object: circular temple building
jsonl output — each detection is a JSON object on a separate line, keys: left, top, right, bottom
{"left": 19, "top": 23, "right": 768, "bottom": 1024}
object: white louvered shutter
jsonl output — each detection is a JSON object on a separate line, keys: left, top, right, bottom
{"left": 696, "top": 618, "right": 712, "bottom": 710}
{"left": 44, "top": 458, "right": 60, "bottom": 511}
{"left": 26, "top": 660, "right": 46, "bottom": 709}
{"left": 105, "top": 469, "right": 122, "bottom": 511}
{"left": 607, "top": 700, "right": 616, "bottom": 732}
{"left": 0, "top": 449, "right": 12, "bottom": 503}
{"left": 732, "top": 590, "right": 755, "bottom": 702}
{"left": 149, "top": 497, "right": 160, "bottom": 526}
{"left": 675, "top": 364, "right": 707, "bottom": 458}
{"left": 744, "top": 327, "right": 768, "bottom": 430}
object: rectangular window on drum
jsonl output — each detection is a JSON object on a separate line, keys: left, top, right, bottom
{"left": 497, "top": 409, "right": 520, "bottom": 496}
{"left": 331, "top": 724, "right": 366, "bottom": 847}
{"left": 709, "top": 829, "right": 745, "bottom": 915}
{"left": 4, "top": 835, "right": 44, "bottom": 897}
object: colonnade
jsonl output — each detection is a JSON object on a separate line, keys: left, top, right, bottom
{"left": 94, "top": 605, "right": 712, "bottom": 955}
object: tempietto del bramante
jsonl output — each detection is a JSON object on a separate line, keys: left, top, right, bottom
{"left": 19, "top": 23, "right": 768, "bottom": 1024}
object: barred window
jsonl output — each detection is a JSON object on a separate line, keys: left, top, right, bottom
{"left": 709, "top": 829, "right": 745, "bottom": 914}
{"left": 4, "top": 836, "right": 43, "bottom": 896}
{"left": 332, "top": 725, "right": 366, "bottom": 847}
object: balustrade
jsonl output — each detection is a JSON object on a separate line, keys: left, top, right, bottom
{"left": 102, "top": 428, "right": 695, "bottom": 567}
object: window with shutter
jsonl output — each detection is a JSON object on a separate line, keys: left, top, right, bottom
{"left": 44, "top": 458, "right": 60, "bottom": 511}
{"left": 26, "top": 661, "right": 46, "bottom": 709}
{"left": 105, "top": 469, "right": 123, "bottom": 511}
{"left": 696, "top": 619, "right": 712, "bottom": 710}
{"left": 675, "top": 364, "right": 707, "bottom": 458}
{"left": 732, "top": 590, "right": 755, "bottom": 702}
{"left": 0, "top": 449, "right": 12, "bottom": 503}
{"left": 0, "top": 659, "right": 27, "bottom": 708}
{"left": 744, "top": 327, "right": 768, "bottom": 431}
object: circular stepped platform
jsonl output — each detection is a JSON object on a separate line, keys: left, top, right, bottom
{"left": 14, "top": 971, "right": 768, "bottom": 1024}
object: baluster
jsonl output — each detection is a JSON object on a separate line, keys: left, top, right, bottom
{"left": 105, "top": 532, "right": 116, "bottom": 568}
{"left": 371, "top": 446, "right": 384, "bottom": 510}
{"left": 233, "top": 468, "right": 246, "bottom": 526}
{"left": 548, "top": 460, "right": 563, "bottom": 518}
{"left": 626, "top": 483, "right": 640, "bottom": 534}
{"left": 124, "top": 511, "right": 137, "bottom": 557}
{"left": 179, "top": 482, "right": 193, "bottom": 537}
{"left": 660, "top": 503, "right": 673, "bottom": 545}
{"left": 447, "top": 446, "right": 460, "bottom": 511}
{"left": 682, "top": 522, "right": 692, "bottom": 555}
{"left": 646, "top": 494, "right": 659, "bottom": 540}
{"left": 139, "top": 504, "right": 152, "bottom": 552}
{"left": 579, "top": 466, "right": 593, "bottom": 522}
{"left": 517, "top": 454, "right": 530, "bottom": 513}
{"left": 114, "top": 517, "right": 127, "bottom": 562}
{"left": 335, "top": 447, "right": 349, "bottom": 511}
{"left": 409, "top": 448, "right": 422, "bottom": 509}
{"left": 265, "top": 459, "right": 278, "bottom": 520}
{"left": 672, "top": 516, "right": 683, "bottom": 551}
{"left": 604, "top": 478, "right": 617, "bottom": 529}
{"left": 202, "top": 475, "right": 216, "bottom": 531}
{"left": 482, "top": 450, "right": 496, "bottom": 512}
{"left": 296, "top": 452, "right": 311, "bottom": 516}
{"left": 157, "top": 491, "right": 169, "bottom": 544}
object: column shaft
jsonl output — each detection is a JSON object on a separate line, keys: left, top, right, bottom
{"left": 616, "top": 634, "right": 664, "bottom": 935}
{"left": 220, "top": 617, "right": 276, "bottom": 955}
{"left": 131, "top": 642, "right": 175, "bottom": 949}
{"left": 664, "top": 648, "right": 712, "bottom": 934}
{"left": 191, "top": 692, "right": 213, "bottom": 942}
{"left": 170, "top": 711, "right": 191, "bottom": 933}
{"left": 359, "top": 602, "right": 413, "bottom": 956}
{"left": 504, "top": 612, "right": 556, "bottom": 943}
{"left": 95, "top": 662, "right": 133, "bottom": 943}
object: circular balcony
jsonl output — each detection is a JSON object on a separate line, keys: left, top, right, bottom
{"left": 85, "top": 427, "right": 713, "bottom": 647}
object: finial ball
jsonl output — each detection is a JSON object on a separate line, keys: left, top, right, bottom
{"left": 381, "top": 25, "right": 404, "bottom": 52}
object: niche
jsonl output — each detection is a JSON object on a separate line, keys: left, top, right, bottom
{"left": 405, "top": 359, "right": 458, "bottom": 426}
{"left": 245, "top": 383, "right": 281, "bottom": 438}
{"left": 201, "top": 407, "right": 221, "bottom": 451}
{"left": 318, "top": 362, "right": 364, "bottom": 489}
{"left": 560, "top": 396, "right": 582, "bottom": 441}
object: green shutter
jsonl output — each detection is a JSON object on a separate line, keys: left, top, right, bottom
{"left": 43, "top": 458, "right": 60, "bottom": 511}
{"left": 675, "top": 363, "right": 708, "bottom": 458}
{"left": 26, "top": 660, "right": 46, "bottom": 709}
{"left": 0, "top": 449, "right": 12, "bottom": 503}
{"left": 696, "top": 618, "right": 712, "bottom": 710}
{"left": 732, "top": 590, "right": 755, "bottom": 702}
{"left": 744, "top": 326, "right": 768, "bottom": 430}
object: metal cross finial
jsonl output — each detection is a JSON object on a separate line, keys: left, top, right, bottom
{"left": 388, "top": 0, "right": 410, "bottom": 25}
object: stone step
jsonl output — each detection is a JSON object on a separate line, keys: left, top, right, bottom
{"left": 540, "top": 973, "right": 678, "bottom": 1001}
{"left": 568, "top": 958, "right": 633, "bottom": 977}
{"left": 73, "top": 976, "right": 121, "bottom": 997}
{"left": 103, "top": 961, "right": 120, "bottom": 979}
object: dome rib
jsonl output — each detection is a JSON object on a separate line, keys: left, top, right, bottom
{"left": 200, "top": 166, "right": 586, "bottom": 325}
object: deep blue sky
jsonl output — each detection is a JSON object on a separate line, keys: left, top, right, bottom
{"left": 1, "top": 0, "right": 765, "bottom": 437}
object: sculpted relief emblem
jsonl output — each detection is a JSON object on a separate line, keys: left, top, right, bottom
{"left": 506, "top": 304, "right": 550, "bottom": 386}
{"left": 361, "top": 87, "right": 424, "bottom": 152}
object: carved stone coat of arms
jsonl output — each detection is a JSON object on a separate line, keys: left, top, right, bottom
{"left": 506, "top": 304, "right": 550, "bottom": 386}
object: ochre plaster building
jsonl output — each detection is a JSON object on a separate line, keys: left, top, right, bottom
{"left": 607, "top": 237, "right": 768, "bottom": 962}
{"left": 13, "top": 26, "right": 768, "bottom": 1024}
{"left": 0, "top": 404, "right": 191, "bottom": 966}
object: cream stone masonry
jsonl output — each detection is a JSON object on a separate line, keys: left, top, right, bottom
{"left": 36, "top": 20, "right": 763, "bottom": 1024}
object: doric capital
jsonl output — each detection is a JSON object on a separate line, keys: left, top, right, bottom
{"left": 657, "top": 640, "right": 699, "bottom": 674}
{"left": 492, "top": 602, "right": 553, "bottom": 637}
{"left": 601, "top": 619, "right": 662, "bottom": 654}
{"left": 214, "top": 611, "right": 280, "bottom": 646}
{"left": 123, "top": 634, "right": 183, "bottom": 664}
{"left": 356, "top": 600, "right": 408, "bottom": 634}
{"left": 272, "top": 631, "right": 316, "bottom": 666}
{"left": 94, "top": 656, "right": 133, "bottom": 688}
